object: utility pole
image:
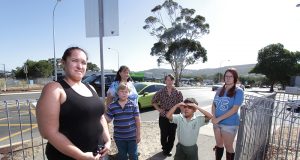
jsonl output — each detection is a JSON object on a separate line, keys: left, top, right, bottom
{"left": 53, "top": 0, "right": 61, "bottom": 81}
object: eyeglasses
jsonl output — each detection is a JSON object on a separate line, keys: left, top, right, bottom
{"left": 225, "top": 75, "right": 233, "bottom": 79}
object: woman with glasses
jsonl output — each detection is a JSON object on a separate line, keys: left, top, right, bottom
{"left": 211, "top": 68, "right": 244, "bottom": 160}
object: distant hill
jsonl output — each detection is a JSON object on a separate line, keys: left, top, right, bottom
{"left": 140, "top": 64, "right": 256, "bottom": 78}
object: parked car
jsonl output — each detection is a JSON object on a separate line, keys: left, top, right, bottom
{"left": 134, "top": 82, "right": 166, "bottom": 109}
{"left": 238, "top": 84, "right": 245, "bottom": 91}
{"left": 82, "top": 73, "right": 116, "bottom": 97}
{"left": 245, "top": 84, "right": 251, "bottom": 88}
{"left": 212, "top": 82, "right": 224, "bottom": 91}
{"left": 212, "top": 82, "right": 245, "bottom": 91}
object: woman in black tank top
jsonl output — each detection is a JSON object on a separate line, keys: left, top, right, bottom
{"left": 36, "top": 47, "right": 111, "bottom": 160}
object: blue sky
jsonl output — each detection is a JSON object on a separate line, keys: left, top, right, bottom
{"left": 1, "top": 0, "right": 300, "bottom": 72}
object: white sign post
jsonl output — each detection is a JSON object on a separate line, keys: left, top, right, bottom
{"left": 84, "top": 0, "right": 119, "bottom": 37}
{"left": 24, "top": 65, "right": 29, "bottom": 89}
{"left": 84, "top": 0, "right": 119, "bottom": 98}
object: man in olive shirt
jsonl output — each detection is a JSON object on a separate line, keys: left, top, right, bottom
{"left": 152, "top": 74, "right": 183, "bottom": 156}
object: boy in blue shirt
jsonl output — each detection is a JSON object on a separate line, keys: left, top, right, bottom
{"left": 106, "top": 82, "right": 141, "bottom": 160}
{"left": 166, "top": 98, "right": 212, "bottom": 160}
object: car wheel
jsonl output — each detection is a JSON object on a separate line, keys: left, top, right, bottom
{"left": 138, "top": 102, "right": 142, "bottom": 111}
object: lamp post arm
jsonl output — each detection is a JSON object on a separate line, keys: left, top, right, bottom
{"left": 53, "top": 0, "right": 60, "bottom": 81}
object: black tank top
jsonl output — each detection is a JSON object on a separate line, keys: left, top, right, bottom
{"left": 46, "top": 80, "right": 105, "bottom": 160}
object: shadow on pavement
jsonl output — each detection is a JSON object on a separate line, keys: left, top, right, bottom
{"left": 146, "top": 151, "right": 169, "bottom": 160}
{"left": 139, "top": 107, "right": 155, "bottom": 113}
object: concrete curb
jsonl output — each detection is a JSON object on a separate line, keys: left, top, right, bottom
{"left": 0, "top": 91, "right": 41, "bottom": 96}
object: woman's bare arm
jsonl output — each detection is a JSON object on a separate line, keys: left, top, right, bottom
{"left": 36, "top": 82, "right": 94, "bottom": 159}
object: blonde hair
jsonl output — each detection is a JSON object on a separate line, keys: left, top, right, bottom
{"left": 118, "top": 82, "right": 131, "bottom": 92}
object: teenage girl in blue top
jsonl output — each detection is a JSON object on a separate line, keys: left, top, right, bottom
{"left": 211, "top": 68, "right": 244, "bottom": 160}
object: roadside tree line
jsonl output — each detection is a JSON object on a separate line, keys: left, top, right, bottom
{"left": 10, "top": 59, "right": 99, "bottom": 79}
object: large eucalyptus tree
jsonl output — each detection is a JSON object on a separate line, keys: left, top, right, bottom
{"left": 143, "top": 0, "right": 209, "bottom": 86}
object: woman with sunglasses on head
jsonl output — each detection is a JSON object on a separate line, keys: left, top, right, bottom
{"left": 211, "top": 68, "right": 244, "bottom": 160}
{"left": 106, "top": 65, "right": 138, "bottom": 107}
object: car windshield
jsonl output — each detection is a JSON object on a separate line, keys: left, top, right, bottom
{"left": 215, "top": 82, "right": 224, "bottom": 86}
{"left": 134, "top": 83, "right": 147, "bottom": 92}
{"left": 82, "top": 75, "right": 97, "bottom": 83}
{"left": 82, "top": 74, "right": 116, "bottom": 84}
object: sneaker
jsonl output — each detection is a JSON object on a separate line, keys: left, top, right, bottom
{"left": 163, "top": 151, "right": 172, "bottom": 157}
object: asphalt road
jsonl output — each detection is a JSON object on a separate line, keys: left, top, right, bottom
{"left": 0, "top": 87, "right": 215, "bottom": 147}
{"left": 0, "top": 92, "right": 41, "bottom": 101}
{"left": 140, "top": 87, "right": 215, "bottom": 121}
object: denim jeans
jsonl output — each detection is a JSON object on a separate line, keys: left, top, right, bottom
{"left": 115, "top": 140, "right": 138, "bottom": 160}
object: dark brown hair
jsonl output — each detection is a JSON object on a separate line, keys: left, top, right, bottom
{"left": 183, "top": 98, "right": 198, "bottom": 105}
{"left": 219, "top": 68, "right": 239, "bottom": 97}
{"left": 164, "top": 74, "right": 175, "bottom": 81}
{"left": 115, "top": 65, "right": 132, "bottom": 82}
{"left": 62, "top": 47, "right": 88, "bottom": 61}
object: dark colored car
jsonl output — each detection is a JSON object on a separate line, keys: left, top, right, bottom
{"left": 82, "top": 73, "right": 116, "bottom": 97}
{"left": 212, "top": 82, "right": 224, "bottom": 91}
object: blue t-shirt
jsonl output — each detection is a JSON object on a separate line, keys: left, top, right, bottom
{"left": 213, "top": 87, "right": 244, "bottom": 126}
{"left": 107, "top": 81, "right": 138, "bottom": 106}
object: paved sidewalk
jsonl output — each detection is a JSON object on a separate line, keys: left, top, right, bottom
{"left": 147, "top": 103, "right": 231, "bottom": 160}
{"left": 148, "top": 123, "right": 226, "bottom": 160}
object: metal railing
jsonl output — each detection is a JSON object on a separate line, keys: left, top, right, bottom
{"left": 1, "top": 91, "right": 300, "bottom": 160}
{"left": 236, "top": 92, "right": 300, "bottom": 160}
{"left": 0, "top": 100, "right": 46, "bottom": 160}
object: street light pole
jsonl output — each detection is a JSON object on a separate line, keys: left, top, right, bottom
{"left": 219, "top": 60, "right": 230, "bottom": 82}
{"left": 108, "top": 48, "right": 120, "bottom": 70}
{"left": 53, "top": 0, "right": 61, "bottom": 81}
{"left": 1, "top": 64, "right": 6, "bottom": 92}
